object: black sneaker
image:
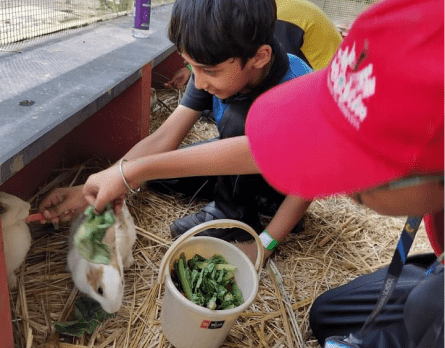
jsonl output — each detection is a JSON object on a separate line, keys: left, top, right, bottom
{"left": 169, "top": 201, "right": 262, "bottom": 242}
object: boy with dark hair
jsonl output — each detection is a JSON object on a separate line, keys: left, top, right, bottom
{"left": 39, "top": 0, "right": 312, "bottom": 243}
{"left": 164, "top": 0, "right": 342, "bottom": 89}
{"left": 169, "top": 0, "right": 276, "bottom": 68}
{"left": 163, "top": 0, "right": 312, "bottom": 238}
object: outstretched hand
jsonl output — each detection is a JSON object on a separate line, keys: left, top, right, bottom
{"left": 164, "top": 67, "right": 191, "bottom": 89}
{"left": 82, "top": 166, "right": 127, "bottom": 214}
{"left": 235, "top": 242, "right": 271, "bottom": 266}
{"left": 38, "top": 185, "right": 89, "bottom": 224}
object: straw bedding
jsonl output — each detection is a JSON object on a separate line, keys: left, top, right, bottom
{"left": 10, "top": 89, "right": 433, "bottom": 348}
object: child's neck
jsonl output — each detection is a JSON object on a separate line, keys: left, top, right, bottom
{"left": 239, "top": 55, "right": 275, "bottom": 95}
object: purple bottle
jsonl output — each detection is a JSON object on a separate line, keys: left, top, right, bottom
{"left": 132, "top": 0, "right": 151, "bottom": 38}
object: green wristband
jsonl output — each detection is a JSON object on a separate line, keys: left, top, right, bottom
{"left": 186, "top": 64, "right": 193, "bottom": 72}
{"left": 259, "top": 229, "right": 279, "bottom": 251}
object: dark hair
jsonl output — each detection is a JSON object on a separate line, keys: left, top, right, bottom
{"left": 168, "top": 0, "right": 277, "bottom": 67}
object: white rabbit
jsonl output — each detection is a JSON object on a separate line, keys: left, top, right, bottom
{"left": 0, "top": 192, "right": 32, "bottom": 289}
{"left": 67, "top": 202, "right": 137, "bottom": 313}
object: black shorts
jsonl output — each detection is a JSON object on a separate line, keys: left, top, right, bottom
{"left": 309, "top": 253, "right": 444, "bottom": 348}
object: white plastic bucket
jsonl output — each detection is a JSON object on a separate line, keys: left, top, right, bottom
{"left": 158, "top": 219, "right": 264, "bottom": 348}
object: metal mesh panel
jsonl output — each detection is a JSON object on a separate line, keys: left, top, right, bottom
{"left": 308, "top": 0, "right": 376, "bottom": 28}
{"left": 0, "top": 0, "right": 133, "bottom": 47}
{"left": 0, "top": 0, "right": 375, "bottom": 50}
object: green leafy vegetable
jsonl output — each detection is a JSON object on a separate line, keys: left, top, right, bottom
{"left": 178, "top": 253, "right": 194, "bottom": 300}
{"left": 171, "top": 253, "right": 244, "bottom": 310}
{"left": 73, "top": 204, "right": 115, "bottom": 265}
{"left": 196, "top": 262, "right": 237, "bottom": 272}
{"left": 207, "top": 295, "right": 217, "bottom": 310}
{"left": 53, "top": 296, "right": 115, "bottom": 337}
{"left": 230, "top": 282, "right": 244, "bottom": 307}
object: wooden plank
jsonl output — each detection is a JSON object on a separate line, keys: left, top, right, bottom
{"left": 0, "top": 218, "right": 14, "bottom": 348}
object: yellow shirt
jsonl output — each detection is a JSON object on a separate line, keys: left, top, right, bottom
{"left": 275, "top": 0, "right": 343, "bottom": 70}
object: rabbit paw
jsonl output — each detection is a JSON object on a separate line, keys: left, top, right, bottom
{"left": 123, "top": 254, "right": 135, "bottom": 269}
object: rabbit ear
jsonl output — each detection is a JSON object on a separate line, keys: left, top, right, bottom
{"left": 115, "top": 208, "right": 132, "bottom": 235}
{"left": 0, "top": 192, "right": 31, "bottom": 223}
{"left": 102, "top": 225, "right": 121, "bottom": 271}
{"left": 103, "top": 225, "right": 116, "bottom": 249}
{"left": 0, "top": 192, "right": 30, "bottom": 210}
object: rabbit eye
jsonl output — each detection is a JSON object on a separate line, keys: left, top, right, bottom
{"left": 97, "top": 286, "right": 104, "bottom": 296}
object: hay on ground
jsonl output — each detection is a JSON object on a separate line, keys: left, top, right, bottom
{"left": 10, "top": 88, "right": 433, "bottom": 348}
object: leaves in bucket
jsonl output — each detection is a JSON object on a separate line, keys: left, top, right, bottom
{"left": 171, "top": 253, "right": 244, "bottom": 310}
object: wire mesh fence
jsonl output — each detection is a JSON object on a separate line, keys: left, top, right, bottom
{"left": 0, "top": 0, "right": 134, "bottom": 46}
{"left": 310, "top": 0, "right": 375, "bottom": 27}
{"left": 0, "top": 0, "right": 374, "bottom": 50}
{"left": 0, "top": 0, "right": 176, "bottom": 49}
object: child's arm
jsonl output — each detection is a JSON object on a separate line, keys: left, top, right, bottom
{"left": 263, "top": 195, "right": 311, "bottom": 251}
{"left": 83, "top": 136, "right": 259, "bottom": 212}
{"left": 164, "top": 67, "right": 191, "bottom": 89}
{"left": 122, "top": 105, "right": 200, "bottom": 160}
{"left": 38, "top": 105, "right": 200, "bottom": 223}
{"left": 237, "top": 196, "right": 312, "bottom": 263}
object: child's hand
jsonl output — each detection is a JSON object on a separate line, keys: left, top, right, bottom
{"left": 38, "top": 185, "right": 88, "bottom": 224}
{"left": 82, "top": 166, "right": 127, "bottom": 215}
{"left": 164, "top": 67, "right": 191, "bottom": 89}
{"left": 234, "top": 242, "right": 272, "bottom": 266}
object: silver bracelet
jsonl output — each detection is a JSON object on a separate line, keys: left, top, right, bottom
{"left": 118, "top": 158, "right": 141, "bottom": 194}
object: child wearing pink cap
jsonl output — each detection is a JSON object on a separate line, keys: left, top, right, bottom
{"left": 245, "top": 0, "right": 443, "bottom": 346}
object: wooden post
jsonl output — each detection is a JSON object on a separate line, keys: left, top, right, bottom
{"left": 0, "top": 218, "right": 14, "bottom": 348}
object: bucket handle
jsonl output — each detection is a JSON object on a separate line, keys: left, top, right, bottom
{"left": 158, "top": 219, "right": 264, "bottom": 285}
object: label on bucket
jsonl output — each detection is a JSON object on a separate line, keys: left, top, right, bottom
{"left": 200, "top": 320, "right": 225, "bottom": 329}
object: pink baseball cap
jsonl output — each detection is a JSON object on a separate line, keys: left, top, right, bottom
{"left": 246, "top": 0, "right": 444, "bottom": 199}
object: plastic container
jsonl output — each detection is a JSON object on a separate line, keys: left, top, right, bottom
{"left": 158, "top": 219, "right": 264, "bottom": 348}
{"left": 132, "top": 0, "right": 151, "bottom": 38}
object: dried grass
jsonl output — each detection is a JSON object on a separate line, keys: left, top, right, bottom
{"left": 10, "top": 88, "right": 433, "bottom": 348}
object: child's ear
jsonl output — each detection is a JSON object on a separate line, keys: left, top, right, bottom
{"left": 252, "top": 44, "right": 273, "bottom": 69}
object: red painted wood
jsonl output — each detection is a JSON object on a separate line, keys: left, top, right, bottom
{"left": 0, "top": 53, "right": 184, "bottom": 345}
{"left": 0, "top": 52, "right": 184, "bottom": 201}
{"left": 151, "top": 50, "right": 185, "bottom": 88}
{"left": 0, "top": 62, "right": 155, "bottom": 346}
{"left": 0, "top": 218, "right": 14, "bottom": 348}
{"left": 0, "top": 65, "right": 153, "bottom": 201}
{"left": 140, "top": 64, "right": 153, "bottom": 139}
